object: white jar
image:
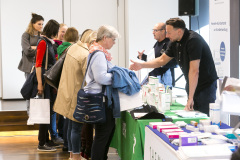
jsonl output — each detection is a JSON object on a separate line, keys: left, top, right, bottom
{"left": 209, "top": 103, "right": 221, "bottom": 126}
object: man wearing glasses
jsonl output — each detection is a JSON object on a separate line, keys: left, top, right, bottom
{"left": 137, "top": 22, "right": 177, "bottom": 88}
{"left": 131, "top": 18, "right": 218, "bottom": 115}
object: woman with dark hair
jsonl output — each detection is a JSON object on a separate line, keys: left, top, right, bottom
{"left": 35, "top": 19, "right": 60, "bottom": 152}
{"left": 18, "top": 13, "right": 44, "bottom": 76}
{"left": 18, "top": 13, "right": 44, "bottom": 114}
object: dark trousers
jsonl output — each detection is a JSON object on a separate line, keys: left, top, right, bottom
{"left": 58, "top": 114, "right": 65, "bottom": 138}
{"left": 193, "top": 80, "right": 217, "bottom": 115}
{"left": 38, "top": 124, "right": 50, "bottom": 146}
{"left": 91, "top": 105, "right": 115, "bottom": 160}
{"left": 81, "top": 123, "right": 93, "bottom": 156}
{"left": 63, "top": 118, "right": 69, "bottom": 147}
{"left": 38, "top": 84, "right": 55, "bottom": 146}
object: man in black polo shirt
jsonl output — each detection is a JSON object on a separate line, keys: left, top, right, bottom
{"left": 137, "top": 22, "right": 177, "bottom": 88}
{"left": 130, "top": 18, "right": 218, "bottom": 115}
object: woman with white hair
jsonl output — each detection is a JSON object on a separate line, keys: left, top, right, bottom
{"left": 84, "top": 25, "right": 120, "bottom": 160}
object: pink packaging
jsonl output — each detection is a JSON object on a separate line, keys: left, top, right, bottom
{"left": 162, "top": 129, "right": 184, "bottom": 134}
{"left": 149, "top": 122, "right": 174, "bottom": 129}
{"left": 157, "top": 125, "right": 179, "bottom": 132}
{"left": 167, "top": 132, "right": 181, "bottom": 138}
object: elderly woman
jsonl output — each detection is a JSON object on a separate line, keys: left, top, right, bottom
{"left": 84, "top": 25, "right": 120, "bottom": 160}
{"left": 54, "top": 29, "right": 97, "bottom": 160}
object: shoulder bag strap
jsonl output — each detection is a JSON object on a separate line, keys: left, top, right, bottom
{"left": 45, "top": 44, "right": 48, "bottom": 70}
{"left": 62, "top": 44, "right": 73, "bottom": 56}
{"left": 81, "top": 50, "right": 106, "bottom": 93}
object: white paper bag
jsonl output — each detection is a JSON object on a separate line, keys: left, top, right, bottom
{"left": 119, "top": 91, "right": 143, "bottom": 111}
{"left": 27, "top": 98, "right": 50, "bottom": 125}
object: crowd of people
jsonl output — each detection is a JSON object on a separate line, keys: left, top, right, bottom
{"left": 19, "top": 13, "right": 120, "bottom": 160}
{"left": 19, "top": 13, "right": 239, "bottom": 160}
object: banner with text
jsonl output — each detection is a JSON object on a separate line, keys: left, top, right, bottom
{"left": 209, "top": 0, "right": 230, "bottom": 78}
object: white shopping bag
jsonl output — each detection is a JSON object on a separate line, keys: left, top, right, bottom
{"left": 27, "top": 97, "right": 50, "bottom": 125}
{"left": 119, "top": 91, "right": 143, "bottom": 111}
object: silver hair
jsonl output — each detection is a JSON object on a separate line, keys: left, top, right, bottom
{"left": 96, "top": 25, "right": 120, "bottom": 42}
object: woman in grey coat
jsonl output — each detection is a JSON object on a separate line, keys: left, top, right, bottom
{"left": 18, "top": 13, "right": 44, "bottom": 78}
{"left": 18, "top": 13, "right": 44, "bottom": 114}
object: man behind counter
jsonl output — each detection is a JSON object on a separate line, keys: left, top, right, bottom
{"left": 130, "top": 18, "right": 218, "bottom": 115}
{"left": 137, "top": 22, "right": 177, "bottom": 88}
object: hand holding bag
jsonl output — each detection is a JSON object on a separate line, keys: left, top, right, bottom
{"left": 73, "top": 51, "right": 106, "bottom": 124}
{"left": 27, "top": 94, "right": 50, "bottom": 125}
{"left": 43, "top": 45, "right": 72, "bottom": 89}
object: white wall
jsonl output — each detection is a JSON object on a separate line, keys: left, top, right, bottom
{"left": 0, "top": 0, "right": 125, "bottom": 99}
{"left": 65, "top": 0, "right": 120, "bottom": 66}
{"left": 0, "top": 0, "right": 2, "bottom": 98}
{"left": 0, "top": 0, "right": 63, "bottom": 99}
{"left": 125, "top": 0, "right": 189, "bottom": 66}
{"left": 125, "top": 0, "right": 189, "bottom": 91}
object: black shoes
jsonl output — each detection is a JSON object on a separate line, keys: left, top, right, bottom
{"left": 46, "top": 140, "right": 61, "bottom": 148}
{"left": 37, "top": 144, "right": 57, "bottom": 152}
{"left": 62, "top": 146, "right": 68, "bottom": 152}
{"left": 52, "top": 137, "right": 64, "bottom": 144}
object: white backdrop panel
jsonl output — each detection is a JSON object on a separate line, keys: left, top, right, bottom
{"left": 69, "top": 0, "right": 119, "bottom": 66}
{"left": 0, "top": 0, "right": 63, "bottom": 99}
{"left": 126, "top": 0, "right": 189, "bottom": 90}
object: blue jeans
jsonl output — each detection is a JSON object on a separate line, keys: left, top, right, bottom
{"left": 193, "top": 80, "right": 217, "bottom": 115}
{"left": 49, "top": 112, "right": 58, "bottom": 139}
{"left": 158, "top": 69, "right": 173, "bottom": 88}
{"left": 68, "top": 120, "right": 83, "bottom": 154}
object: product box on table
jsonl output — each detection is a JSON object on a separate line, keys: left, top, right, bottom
{"left": 157, "top": 125, "right": 179, "bottom": 132}
{"left": 179, "top": 135, "right": 198, "bottom": 146}
{"left": 149, "top": 122, "right": 174, "bottom": 129}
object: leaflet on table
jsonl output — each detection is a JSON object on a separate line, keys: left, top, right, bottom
{"left": 177, "top": 144, "right": 233, "bottom": 160}
{"left": 174, "top": 110, "right": 208, "bottom": 118}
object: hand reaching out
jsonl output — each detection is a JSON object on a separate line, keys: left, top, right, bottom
{"left": 129, "top": 60, "right": 142, "bottom": 71}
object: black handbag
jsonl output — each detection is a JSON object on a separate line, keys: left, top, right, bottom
{"left": 20, "top": 44, "right": 48, "bottom": 100}
{"left": 73, "top": 51, "right": 106, "bottom": 124}
{"left": 43, "top": 45, "right": 72, "bottom": 89}
{"left": 20, "top": 67, "right": 37, "bottom": 100}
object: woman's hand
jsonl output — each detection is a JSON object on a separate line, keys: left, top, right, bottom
{"left": 31, "top": 46, "right": 37, "bottom": 50}
{"left": 37, "top": 83, "right": 43, "bottom": 95}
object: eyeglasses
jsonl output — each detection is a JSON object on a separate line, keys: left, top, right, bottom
{"left": 152, "top": 29, "right": 165, "bottom": 32}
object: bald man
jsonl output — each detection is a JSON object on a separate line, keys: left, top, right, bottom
{"left": 138, "top": 22, "right": 177, "bottom": 87}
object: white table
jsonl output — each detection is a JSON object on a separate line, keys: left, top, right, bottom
{"left": 144, "top": 126, "right": 232, "bottom": 160}
{"left": 144, "top": 126, "right": 180, "bottom": 160}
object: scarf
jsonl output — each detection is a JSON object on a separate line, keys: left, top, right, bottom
{"left": 89, "top": 42, "right": 112, "bottom": 61}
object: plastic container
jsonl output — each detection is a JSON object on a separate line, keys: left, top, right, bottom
{"left": 209, "top": 103, "right": 221, "bottom": 126}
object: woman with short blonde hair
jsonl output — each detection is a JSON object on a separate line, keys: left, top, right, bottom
{"left": 84, "top": 25, "right": 120, "bottom": 160}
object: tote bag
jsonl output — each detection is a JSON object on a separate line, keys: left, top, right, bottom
{"left": 27, "top": 97, "right": 50, "bottom": 125}
{"left": 43, "top": 45, "right": 72, "bottom": 89}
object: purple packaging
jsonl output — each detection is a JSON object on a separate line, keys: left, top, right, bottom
{"left": 180, "top": 135, "right": 198, "bottom": 146}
